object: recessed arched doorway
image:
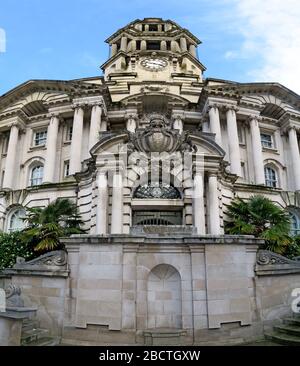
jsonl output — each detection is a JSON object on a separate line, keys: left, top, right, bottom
{"left": 147, "top": 264, "right": 182, "bottom": 329}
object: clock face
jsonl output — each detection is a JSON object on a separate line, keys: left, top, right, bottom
{"left": 141, "top": 57, "right": 168, "bottom": 71}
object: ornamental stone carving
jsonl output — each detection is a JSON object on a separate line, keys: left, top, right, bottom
{"left": 15, "top": 250, "right": 67, "bottom": 267}
{"left": 257, "top": 250, "right": 300, "bottom": 266}
{"left": 127, "top": 114, "right": 196, "bottom": 153}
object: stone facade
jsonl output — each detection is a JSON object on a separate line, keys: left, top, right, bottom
{"left": 2, "top": 237, "right": 300, "bottom": 345}
{"left": 1, "top": 17, "right": 300, "bottom": 345}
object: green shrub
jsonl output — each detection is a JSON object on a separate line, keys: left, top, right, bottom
{"left": 0, "top": 231, "right": 35, "bottom": 269}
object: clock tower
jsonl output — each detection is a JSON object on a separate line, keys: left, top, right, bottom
{"left": 101, "top": 18, "right": 205, "bottom": 103}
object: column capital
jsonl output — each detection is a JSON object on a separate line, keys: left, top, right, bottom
{"left": 48, "top": 112, "right": 64, "bottom": 123}
{"left": 172, "top": 114, "right": 185, "bottom": 121}
{"left": 207, "top": 103, "right": 220, "bottom": 112}
{"left": 224, "top": 104, "right": 238, "bottom": 113}
{"left": 208, "top": 171, "right": 218, "bottom": 178}
{"left": 7, "top": 121, "right": 26, "bottom": 134}
{"left": 91, "top": 101, "right": 104, "bottom": 108}
{"left": 124, "top": 113, "right": 138, "bottom": 121}
{"left": 71, "top": 102, "right": 88, "bottom": 111}
{"left": 247, "top": 114, "right": 262, "bottom": 123}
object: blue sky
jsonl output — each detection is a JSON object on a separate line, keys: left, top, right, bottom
{"left": 0, "top": 0, "right": 300, "bottom": 96}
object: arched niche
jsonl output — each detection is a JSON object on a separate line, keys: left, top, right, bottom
{"left": 147, "top": 264, "right": 182, "bottom": 329}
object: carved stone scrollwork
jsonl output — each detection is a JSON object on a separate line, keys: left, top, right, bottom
{"left": 14, "top": 250, "right": 67, "bottom": 268}
{"left": 127, "top": 114, "right": 197, "bottom": 153}
{"left": 4, "top": 284, "right": 24, "bottom": 308}
{"left": 5, "top": 284, "right": 21, "bottom": 299}
{"left": 257, "top": 250, "right": 300, "bottom": 266}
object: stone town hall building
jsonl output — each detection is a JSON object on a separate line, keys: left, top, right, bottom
{"left": 1, "top": 18, "right": 300, "bottom": 345}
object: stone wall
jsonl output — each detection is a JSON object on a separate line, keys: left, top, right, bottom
{"left": 61, "top": 235, "right": 266, "bottom": 345}
{"left": 2, "top": 236, "right": 300, "bottom": 345}
{"left": 2, "top": 251, "right": 69, "bottom": 337}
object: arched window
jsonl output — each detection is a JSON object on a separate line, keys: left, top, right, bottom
{"left": 8, "top": 208, "right": 26, "bottom": 232}
{"left": 30, "top": 165, "right": 44, "bottom": 186}
{"left": 132, "top": 182, "right": 182, "bottom": 226}
{"left": 264, "top": 166, "right": 277, "bottom": 188}
{"left": 288, "top": 208, "right": 300, "bottom": 236}
{"left": 134, "top": 182, "right": 181, "bottom": 199}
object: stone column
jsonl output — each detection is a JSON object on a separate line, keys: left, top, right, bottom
{"left": 193, "top": 172, "right": 206, "bottom": 234}
{"left": 3, "top": 123, "right": 19, "bottom": 189}
{"left": 208, "top": 105, "right": 222, "bottom": 146}
{"left": 161, "top": 40, "right": 167, "bottom": 51}
{"left": 100, "top": 119, "right": 108, "bottom": 132}
{"left": 111, "top": 43, "right": 117, "bottom": 57}
{"left": 226, "top": 106, "right": 242, "bottom": 176}
{"left": 89, "top": 104, "right": 102, "bottom": 151}
{"left": 208, "top": 173, "right": 220, "bottom": 235}
{"left": 189, "top": 44, "right": 197, "bottom": 58}
{"left": 69, "top": 105, "right": 84, "bottom": 175}
{"left": 131, "top": 40, "right": 137, "bottom": 52}
{"left": 288, "top": 127, "right": 300, "bottom": 190}
{"left": 111, "top": 173, "right": 123, "bottom": 234}
{"left": 249, "top": 116, "right": 265, "bottom": 185}
{"left": 126, "top": 114, "right": 137, "bottom": 133}
{"left": 43, "top": 114, "right": 60, "bottom": 183}
{"left": 96, "top": 172, "right": 108, "bottom": 234}
{"left": 173, "top": 115, "right": 183, "bottom": 134}
{"left": 141, "top": 40, "right": 147, "bottom": 51}
{"left": 180, "top": 37, "right": 187, "bottom": 52}
{"left": 120, "top": 36, "right": 127, "bottom": 52}
{"left": 171, "top": 41, "right": 179, "bottom": 53}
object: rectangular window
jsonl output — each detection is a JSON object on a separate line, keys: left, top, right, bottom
{"left": 2, "top": 133, "right": 9, "bottom": 154}
{"left": 149, "top": 24, "right": 158, "bottom": 31}
{"left": 147, "top": 41, "right": 160, "bottom": 50}
{"left": 64, "top": 160, "right": 70, "bottom": 177}
{"left": 34, "top": 130, "right": 47, "bottom": 146}
{"left": 241, "top": 162, "right": 246, "bottom": 179}
{"left": 261, "top": 133, "right": 273, "bottom": 148}
{"left": 238, "top": 126, "right": 245, "bottom": 144}
{"left": 264, "top": 167, "right": 277, "bottom": 188}
{"left": 66, "top": 124, "right": 73, "bottom": 142}
{"left": 1, "top": 170, "right": 4, "bottom": 187}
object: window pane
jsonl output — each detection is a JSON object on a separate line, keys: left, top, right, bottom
{"left": 264, "top": 166, "right": 277, "bottom": 188}
{"left": 64, "top": 161, "right": 70, "bottom": 177}
{"left": 289, "top": 211, "right": 300, "bottom": 236}
{"left": 34, "top": 130, "right": 47, "bottom": 146}
{"left": 261, "top": 133, "right": 273, "bottom": 148}
{"left": 9, "top": 209, "right": 26, "bottom": 232}
{"left": 31, "top": 166, "right": 44, "bottom": 186}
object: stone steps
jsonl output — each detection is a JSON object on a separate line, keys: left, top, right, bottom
{"left": 274, "top": 324, "right": 300, "bottom": 337}
{"left": 21, "top": 318, "right": 60, "bottom": 346}
{"left": 265, "top": 313, "right": 300, "bottom": 346}
{"left": 265, "top": 332, "right": 300, "bottom": 346}
{"left": 23, "top": 337, "right": 61, "bottom": 347}
{"left": 22, "top": 319, "right": 39, "bottom": 332}
{"left": 283, "top": 317, "right": 300, "bottom": 326}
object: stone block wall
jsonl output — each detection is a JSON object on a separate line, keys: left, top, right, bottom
{"left": 2, "top": 236, "right": 300, "bottom": 345}
{"left": 4, "top": 275, "right": 67, "bottom": 336}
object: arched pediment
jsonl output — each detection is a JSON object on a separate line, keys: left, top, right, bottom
{"left": 90, "top": 130, "right": 224, "bottom": 160}
{"left": 190, "top": 132, "right": 225, "bottom": 157}
{"left": 120, "top": 92, "right": 191, "bottom": 114}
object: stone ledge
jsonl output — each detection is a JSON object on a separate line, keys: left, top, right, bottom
{"left": 2, "top": 268, "right": 69, "bottom": 278}
{"left": 255, "top": 250, "right": 300, "bottom": 276}
{"left": 1, "top": 250, "right": 69, "bottom": 278}
{"left": 62, "top": 234, "right": 264, "bottom": 246}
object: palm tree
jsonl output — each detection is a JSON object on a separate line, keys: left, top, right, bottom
{"left": 225, "top": 195, "right": 292, "bottom": 254}
{"left": 21, "top": 199, "right": 84, "bottom": 253}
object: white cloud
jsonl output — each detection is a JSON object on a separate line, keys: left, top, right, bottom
{"left": 229, "top": 0, "right": 300, "bottom": 94}
{"left": 0, "top": 28, "right": 6, "bottom": 53}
